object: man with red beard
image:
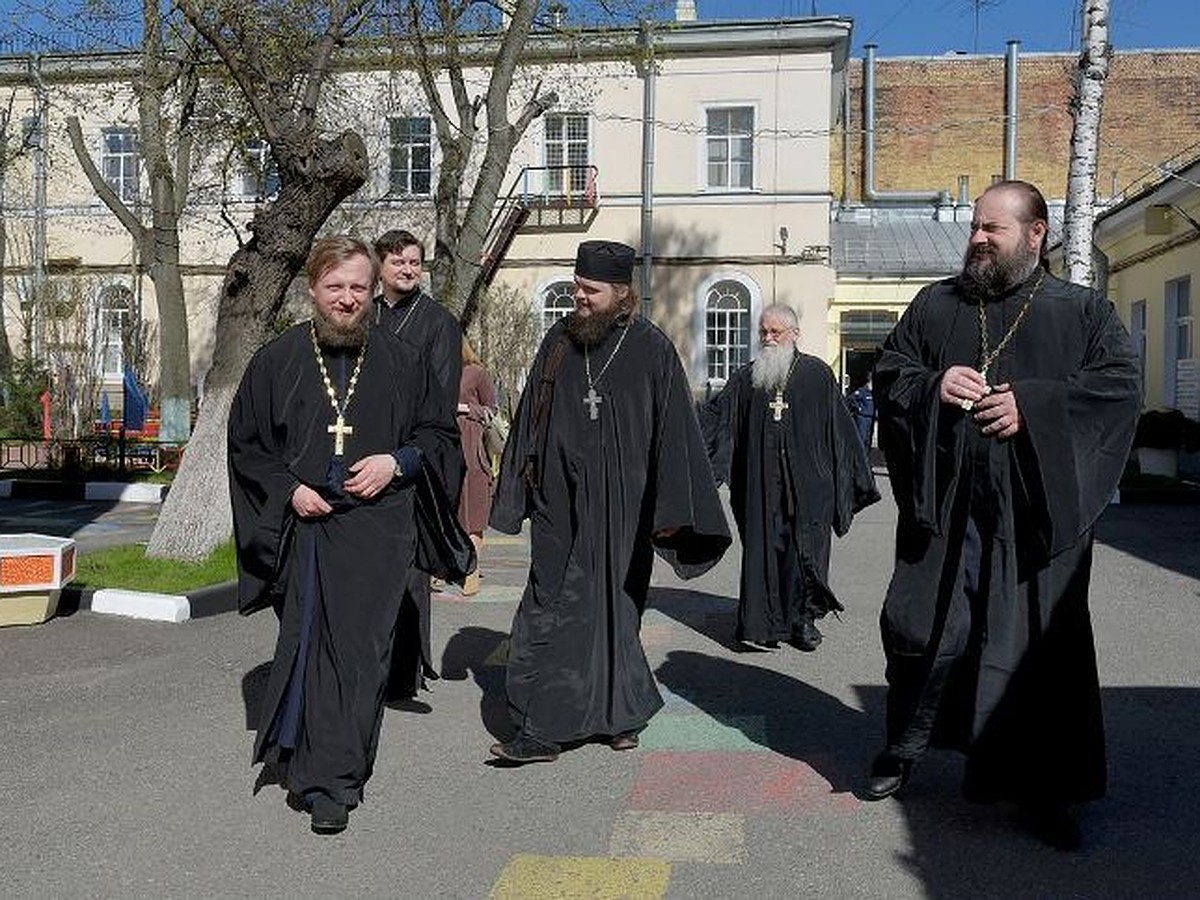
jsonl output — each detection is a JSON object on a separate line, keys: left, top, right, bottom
{"left": 702, "top": 304, "right": 878, "bottom": 653}
{"left": 865, "top": 181, "right": 1140, "bottom": 850}
{"left": 488, "top": 239, "right": 731, "bottom": 764}
{"left": 229, "top": 236, "right": 471, "bottom": 833}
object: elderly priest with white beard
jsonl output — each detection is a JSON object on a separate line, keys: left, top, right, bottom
{"left": 702, "top": 304, "right": 879, "bottom": 652}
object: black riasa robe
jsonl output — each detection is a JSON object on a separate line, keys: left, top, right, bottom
{"left": 490, "top": 316, "right": 731, "bottom": 744}
{"left": 373, "top": 290, "right": 464, "bottom": 697}
{"left": 703, "top": 353, "right": 879, "bottom": 643}
{"left": 229, "top": 323, "right": 471, "bottom": 806}
{"left": 875, "top": 272, "right": 1140, "bottom": 804}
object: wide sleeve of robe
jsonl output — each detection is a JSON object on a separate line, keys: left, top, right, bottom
{"left": 822, "top": 363, "right": 882, "bottom": 536}
{"left": 228, "top": 343, "right": 298, "bottom": 616}
{"left": 697, "top": 373, "right": 742, "bottom": 489}
{"left": 1008, "top": 290, "right": 1141, "bottom": 556}
{"left": 649, "top": 342, "right": 733, "bottom": 578}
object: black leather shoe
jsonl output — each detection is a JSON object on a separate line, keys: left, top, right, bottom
{"left": 610, "top": 731, "right": 640, "bottom": 751}
{"left": 1020, "top": 804, "right": 1081, "bottom": 851}
{"left": 310, "top": 795, "right": 349, "bottom": 834}
{"left": 791, "top": 618, "right": 823, "bottom": 652}
{"left": 489, "top": 733, "right": 561, "bottom": 764}
{"left": 864, "top": 755, "right": 912, "bottom": 801}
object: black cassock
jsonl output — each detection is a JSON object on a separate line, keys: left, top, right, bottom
{"left": 703, "top": 352, "right": 879, "bottom": 643}
{"left": 875, "top": 272, "right": 1140, "bottom": 804}
{"left": 373, "top": 290, "right": 464, "bottom": 697}
{"left": 229, "top": 323, "right": 471, "bottom": 806}
{"left": 491, "top": 316, "right": 731, "bottom": 744}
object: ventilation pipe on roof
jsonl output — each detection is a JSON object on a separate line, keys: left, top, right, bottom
{"left": 1004, "top": 39, "right": 1019, "bottom": 181}
{"left": 863, "top": 44, "right": 948, "bottom": 204}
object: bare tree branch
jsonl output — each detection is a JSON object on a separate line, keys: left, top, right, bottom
{"left": 65, "top": 115, "right": 146, "bottom": 243}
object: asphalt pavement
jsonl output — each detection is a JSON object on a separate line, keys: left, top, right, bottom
{"left": 1, "top": 478, "right": 1198, "bottom": 897}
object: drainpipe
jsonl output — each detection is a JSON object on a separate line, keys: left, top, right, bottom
{"left": 842, "top": 72, "right": 851, "bottom": 203}
{"left": 637, "top": 22, "right": 656, "bottom": 317}
{"left": 1004, "top": 39, "right": 1020, "bottom": 180}
{"left": 28, "top": 54, "right": 49, "bottom": 358}
{"left": 863, "top": 44, "right": 946, "bottom": 204}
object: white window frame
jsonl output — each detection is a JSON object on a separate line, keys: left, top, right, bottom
{"left": 388, "top": 115, "right": 433, "bottom": 196}
{"left": 1166, "top": 276, "right": 1193, "bottom": 408}
{"left": 101, "top": 127, "right": 139, "bottom": 204}
{"left": 94, "top": 285, "right": 133, "bottom": 378}
{"left": 699, "top": 103, "right": 757, "bottom": 192}
{"left": 692, "top": 271, "right": 763, "bottom": 385}
{"left": 538, "top": 277, "right": 576, "bottom": 335}
{"left": 239, "top": 138, "right": 280, "bottom": 200}
{"left": 543, "top": 112, "right": 592, "bottom": 196}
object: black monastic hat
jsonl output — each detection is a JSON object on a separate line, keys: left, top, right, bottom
{"left": 574, "top": 240, "right": 635, "bottom": 284}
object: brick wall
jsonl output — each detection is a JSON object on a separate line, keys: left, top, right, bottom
{"left": 831, "top": 50, "right": 1200, "bottom": 203}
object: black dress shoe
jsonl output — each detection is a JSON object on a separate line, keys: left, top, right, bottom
{"left": 310, "top": 795, "right": 349, "bottom": 834}
{"left": 864, "top": 755, "right": 913, "bottom": 801}
{"left": 1020, "top": 803, "right": 1081, "bottom": 851}
{"left": 489, "top": 733, "right": 561, "bottom": 764}
{"left": 790, "top": 618, "right": 823, "bottom": 652}
{"left": 609, "top": 731, "right": 640, "bottom": 751}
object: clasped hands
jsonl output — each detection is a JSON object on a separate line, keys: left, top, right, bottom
{"left": 290, "top": 453, "right": 399, "bottom": 518}
{"left": 940, "top": 365, "right": 1022, "bottom": 439}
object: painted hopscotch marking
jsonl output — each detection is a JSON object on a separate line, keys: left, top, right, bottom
{"left": 610, "top": 811, "right": 745, "bottom": 865}
{"left": 628, "top": 750, "right": 858, "bottom": 814}
{"left": 489, "top": 854, "right": 670, "bottom": 899}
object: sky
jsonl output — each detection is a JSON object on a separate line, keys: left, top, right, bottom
{"left": 2, "top": 0, "right": 1197, "bottom": 57}
{"left": 701, "top": 0, "right": 1200, "bottom": 56}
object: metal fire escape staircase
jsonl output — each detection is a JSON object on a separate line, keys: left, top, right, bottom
{"left": 480, "top": 164, "right": 600, "bottom": 288}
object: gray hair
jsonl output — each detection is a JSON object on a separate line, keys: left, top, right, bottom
{"left": 760, "top": 304, "right": 799, "bottom": 329}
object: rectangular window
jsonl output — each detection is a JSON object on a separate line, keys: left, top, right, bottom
{"left": 101, "top": 127, "right": 139, "bottom": 203}
{"left": 389, "top": 117, "right": 432, "bottom": 195}
{"left": 1131, "top": 299, "right": 1147, "bottom": 395}
{"left": 706, "top": 107, "right": 754, "bottom": 190}
{"left": 1165, "top": 276, "right": 1193, "bottom": 408}
{"left": 240, "top": 139, "right": 280, "bottom": 200}
{"left": 544, "top": 113, "right": 590, "bottom": 195}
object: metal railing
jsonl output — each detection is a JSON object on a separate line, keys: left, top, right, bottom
{"left": 0, "top": 438, "right": 183, "bottom": 478}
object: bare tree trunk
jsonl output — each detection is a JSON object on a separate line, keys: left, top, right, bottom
{"left": 1063, "top": 0, "right": 1111, "bottom": 287}
{"left": 146, "top": 132, "right": 369, "bottom": 560}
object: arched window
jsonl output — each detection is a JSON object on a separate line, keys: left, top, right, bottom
{"left": 540, "top": 280, "right": 575, "bottom": 334}
{"left": 705, "top": 279, "right": 752, "bottom": 381}
{"left": 95, "top": 285, "right": 134, "bottom": 377}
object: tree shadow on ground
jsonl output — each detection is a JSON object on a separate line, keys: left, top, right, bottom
{"left": 440, "top": 625, "right": 512, "bottom": 740}
{"left": 1095, "top": 501, "right": 1200, "bottom": 580}
{"left": 654, "top": 649, "right": 882, "bottom": 794}
{"left": 849, "top": 684, "right": 1200, "bottom": 897}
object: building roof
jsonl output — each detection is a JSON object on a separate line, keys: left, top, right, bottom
{"left": 831, "top": 215, "right": 969, "bottom": 277}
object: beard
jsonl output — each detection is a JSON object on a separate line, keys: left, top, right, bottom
{"left": 960, "top": 239, "right": 1041, "bottom": 303}
{"left": 751, "top": 342, "right": 795, "bottom": 392}
{"left": 565, "top": 304, "right": 628, "bottom": 347}
{"left": 313, "top": 305, "right": 369, "bottom": 349}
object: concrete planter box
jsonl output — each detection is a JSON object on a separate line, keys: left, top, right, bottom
{"left": 0, "top": 533, "right": 76, "bottom": 626}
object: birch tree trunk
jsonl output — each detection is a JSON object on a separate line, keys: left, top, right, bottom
{"left": 1062, "top": 0, "right": 1111, "bottom": 287}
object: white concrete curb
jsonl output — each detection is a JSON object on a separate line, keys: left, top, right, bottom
{"left": 83, "top": 483, "right": 168, "bottom": 504}
{"left": 90, "top": 588, "right": 190, "bottom": 623}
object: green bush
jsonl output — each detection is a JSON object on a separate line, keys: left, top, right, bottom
{"left": 0, "top": 358, "right": 50, "bottom": 439}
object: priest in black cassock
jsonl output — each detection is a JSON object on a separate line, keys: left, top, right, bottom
{"left": 229, "top": 236, "right": 472, "bottom": 834}
{"left": 702, "top": 304, "right": 879, "bottom": 652}
{"left": 372, "top": 229, "right": 464, "bottom": 705}
{"left": 488, "top": 240, "right": 731, "bottom": 765}
{"left": 865, "top": 181, "right": 1141, "bottom": 850}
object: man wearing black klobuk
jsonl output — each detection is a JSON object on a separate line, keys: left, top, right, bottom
{"left": 865, "top": 180, "right": 1140, "bottom": 851}
{"left": 488, "top": 239, "right": 731, "bottom": 765}
{"left": 229, "top": 236, "right": 472, "bottom": 834}
{"left": 372, "top": 229, "right": 464, "bottom": 706}
{"left": 703, "top": 303, "right": 879, "bottom": 653}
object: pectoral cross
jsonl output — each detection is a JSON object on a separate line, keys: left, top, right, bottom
{"left": 327, "top": 415, "right": 353, "bottom": 456}
{"left": 768, "top": 390, "right": 789, "bottom": 422}
{"left": 583, "top": 386, "right": 603, "bottom": 421}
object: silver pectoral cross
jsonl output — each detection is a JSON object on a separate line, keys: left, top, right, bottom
{"left": 768, "top": 390, "right": 789, "bottom": 422}
{"left": 583, "top": 386, "right": 603, "bottom": 421}
{"left": 327, "top": 415, "right": 353, "bottom": 456}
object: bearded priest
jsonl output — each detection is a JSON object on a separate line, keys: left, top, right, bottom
{"left": 702, "top": 303, "right": 879, "bottom": 653}
{"left": 228, "top": 235, "right": 472, "bottom": 834}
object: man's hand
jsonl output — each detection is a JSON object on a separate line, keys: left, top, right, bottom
{"left": 973, "top": 383, "right": 1022, "bottom": 439}
{"left": 291, "top": 484, "right": 333, "bottom": 518}
{"left": 940, "top": 365, "right": 989, "bottom": 409}
{"left": 343, "top": 453, "right": 398, "bottom": 500}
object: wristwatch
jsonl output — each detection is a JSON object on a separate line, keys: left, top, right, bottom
{"left": 393, "top": 457, "right": 403, "bottom": 480}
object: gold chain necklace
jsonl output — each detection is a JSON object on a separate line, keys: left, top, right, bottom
{"left": 309, "top": 321, "right": 368, "bottom": 456}
{"left": 977, "top": 269, "right": 1044, "bottom": 381}
{"left": 582, "top": 319, "right": 632, "bottom": 421}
